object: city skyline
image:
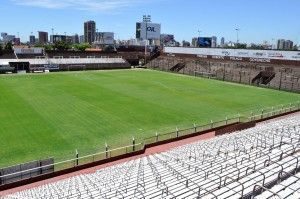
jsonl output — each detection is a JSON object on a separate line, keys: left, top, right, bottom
{"left": 0, "top": 0, "right": 300, "bottom": 45}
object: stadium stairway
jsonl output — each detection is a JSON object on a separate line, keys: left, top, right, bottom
{"left": 170, "top": 62, "right": 186, "bottom": 72}
{"left": 252, "top": 71, "right": 276, "bottom": 85}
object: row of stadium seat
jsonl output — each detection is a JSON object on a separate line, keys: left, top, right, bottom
{"left": 3, "top": 113, "right": 300, "bottom": 199}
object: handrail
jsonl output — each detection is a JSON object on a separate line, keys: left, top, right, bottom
{"left": 223, "top": 176, "right": 244, "bottom": 197}
{"left": 252, "top": 184, "right": 282, "bottom": 199}
{"left": 205, "top": 170, "right": 222, "bottom": 188}
{"left": 278, "top": 170, "right": 300, "bottom": 181}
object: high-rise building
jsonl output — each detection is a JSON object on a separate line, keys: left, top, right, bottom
{"left": 72, "top": 34, "right": 79, "bottom": 44}
{"left": 284, "top": 40, "right": 293, "bottom": 50}
{"left": 94, "top": 32, "right": 114, "bottom": 45}
{"left": 277, "top": 39, "right": 285, "bottom": 50}
{"left": 192, "top": 37, "right": 198, "bottom": 47}
{"left": 211, "top": 36, "right": 217, "bottom": 48}
{"left": 1, "top": 32, "right": 7, "bottom": 38}
{"left": 84, "top": 20, "right": 96, "bottom": 44}
{"left": 3, "top": 35, "right": 15, "bottom": 43}
{"left": 79, "top": 35, "right": 85, "bottom": 43}
{"left": 277, "top": 39, "right": 294, "bottom": 50}
{"left": 13, "top": 38, "right": 21, "bottom": 45}
{"left": 220, "top": 37, "right": 225, "bottom": 47}
{"left": 29, "top": 35, "right": 36, "bottom": 45}
{"left": 38, "top": 31, "right": 48, "bottom": 44}
{"left": 50, "top": 35, "right": 72, "bottom": 43}
{"left": 1, "top": 32, "right": 15, "bottom": 43}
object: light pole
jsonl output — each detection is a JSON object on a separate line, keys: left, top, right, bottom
{"left": 143, "top": 15, "right": 151, "bottom": 65}
{"left": 198, "top": 30, "right": 202, "bottom": 37}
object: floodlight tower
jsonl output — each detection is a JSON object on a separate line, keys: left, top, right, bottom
{"left": 143, "top": 15, "right": 151, "bottom": 42}
{"left": 143, "top": 15, "right": 151, "bottom": 64}
{"left": 198, "top": 30, "right": 202, "bottom": 37}
{"left": 235, "top": 28, "right": 240, "bottom": 44}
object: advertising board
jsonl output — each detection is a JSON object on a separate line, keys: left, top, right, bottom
{"left": 14, "top": 47, "right": 44, "bottom": 54}
{"left": 136, "top": 22, "right": 161, "bottom": 40}
{"left": 164, "top": 47, "right": 300, "bottom": 61}
{"left": 198, "top": 37, "right": 212, "bottom": 47}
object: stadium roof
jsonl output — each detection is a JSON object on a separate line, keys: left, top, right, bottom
{"left": 0, "top": 58, "right": 126, "bottom": 66}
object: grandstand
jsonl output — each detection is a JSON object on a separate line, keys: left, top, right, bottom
{"left": 148, "top": 56, "right": 300, "bottom": 92}
{"left": 0, "top": 57, "right": 130, "bottom": 73}
{"left": 2, "top": 113, "right": 300, "bottom": 198}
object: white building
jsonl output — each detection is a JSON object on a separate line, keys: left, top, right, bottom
{"left": 220, "top": 37, "right": 225, "bottom": 47}
{"left": 211, "top": 36, "right": 217, "bottom": 48}
{"left": 1, "top": 32, "right": 15, "bottom": 43}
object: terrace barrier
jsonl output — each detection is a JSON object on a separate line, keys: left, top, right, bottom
{"left": 0, "top": 101, "right": 299, "bottom": 190}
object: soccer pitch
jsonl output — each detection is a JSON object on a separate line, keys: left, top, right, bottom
{"left": 0, "top": 69, "right": 299, "bottom": 167}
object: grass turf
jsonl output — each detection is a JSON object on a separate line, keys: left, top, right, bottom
{"left": 0, "top": 69, "right": 299, "bottom": 167}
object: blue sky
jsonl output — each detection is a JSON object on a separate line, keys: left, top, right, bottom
{"left": 0, "top": 0, "right": 299, "bottom": 45}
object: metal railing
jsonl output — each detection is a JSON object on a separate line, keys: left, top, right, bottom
{"left": 0, "top": 101, "right": 299, "bottom": 186}
{"left": 143, "top": 117, "right": 240, "bottom": 146}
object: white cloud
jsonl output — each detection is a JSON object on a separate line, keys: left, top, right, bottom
{"left": 11, "top": 0, "right": 144, "bottom": 12}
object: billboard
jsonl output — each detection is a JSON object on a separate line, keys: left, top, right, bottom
{"left": 164, "top": 47, "right": 300, "bottom": 61}
{"left": 198, "top": 37, "right": 212, "bottom": 47}
{"left": 136, "top": 22, "right": 161, "bottom": 40}
{"left": 14, "top": 47, "right": 44, "bottom": 54}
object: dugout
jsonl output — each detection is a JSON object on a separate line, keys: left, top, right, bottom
{"left": 0, "top": 62, "right": 14, "bottom": 74}
{"left": 9, "top": 62, "right": 30, "bottom": 73}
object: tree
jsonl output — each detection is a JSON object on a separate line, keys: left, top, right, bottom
{"left": 103, "top": 45, "right": 116, "bottom": 53}
{"left": 53, "top": 41, "right": 70, "bottom": 51}
{"left": 4, "top": 42, "right": 13, "bottom": 51}
{"left": 44, "top": 44, "right": 54, "bottom": 51}
{"left": 235, "top": 43, "right": 247, "bottom": 49}
{"left": 182, "top": 40, "right": 190, "bottom": 47}
{"left": 34, "top": 43, "right": 53, "bottom": 50}
{"left": 293, "top": 45, "right": 298, "bottom": 51}
{"left": 248, "top": 44, "right": 265, "bottom": 50}
{"left": 73, "top": 43, "right": 91, "bottom": 51}
{"left": 0, "top": 44, "right": 3, "bottom": 55}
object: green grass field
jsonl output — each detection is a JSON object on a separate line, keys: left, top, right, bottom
{"left": 0, "top": 69, "right": 299, "bottom": 167}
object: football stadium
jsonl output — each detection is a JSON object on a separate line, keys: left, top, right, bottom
{"left": 0, "top": 45, "right": 300, "bottom": 198}
{"left": 0, "top": 1, "right": 300, "bottom": 197}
